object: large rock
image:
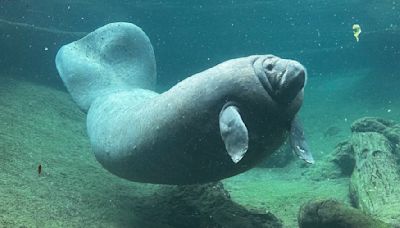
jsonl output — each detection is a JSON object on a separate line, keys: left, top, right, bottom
{"left": 298, "top": 199, "right": 391, "bottom": 228}
{"left": 330, "top": 141, "right": 355, "bottom": 176}
{"left": 137, "top": 182, "right": 283, "bottom": 228}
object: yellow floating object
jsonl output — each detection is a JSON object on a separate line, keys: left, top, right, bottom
{"left": 352, "top": 24, "right": 361, "bottom": 42}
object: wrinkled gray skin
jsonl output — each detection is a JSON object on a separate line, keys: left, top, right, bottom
{"left": 56, "top": 22, "right": 308, "bottom": 185}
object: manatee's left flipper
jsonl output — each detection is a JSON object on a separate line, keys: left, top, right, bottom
{"left": 289, "top": 116, "right": 315, "bottom": 164}
{"left": 219, "top": 104, "right": 249, "bottom": 163}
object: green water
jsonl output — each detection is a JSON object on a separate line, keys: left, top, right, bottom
{"left": 0, "top": 1, "right": 399, "bottom": 227}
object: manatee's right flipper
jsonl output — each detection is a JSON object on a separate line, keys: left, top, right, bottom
{"left": 219, "top": 104, "right": 249, "bottom": 163}
{"left": 289, "top": 116, "right": 315, "bottom": 164}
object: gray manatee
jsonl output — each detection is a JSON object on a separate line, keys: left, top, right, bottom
{"left": 55, "top": 22, "right": 308, "bottom": 184}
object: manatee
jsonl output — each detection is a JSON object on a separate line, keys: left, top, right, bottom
{"left": 55, "top": 22, "right": 308, "bottom": 185}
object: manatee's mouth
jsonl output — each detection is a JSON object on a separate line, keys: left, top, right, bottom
{"left": 255, "top": 55, "right": 306, "bottom": 104}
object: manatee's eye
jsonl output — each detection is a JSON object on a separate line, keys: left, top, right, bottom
{"left": 266, "top": 63, "right": 273, "bottom": 72}
{"left": 262, "top": 56, "right": 277, "bottom": 73}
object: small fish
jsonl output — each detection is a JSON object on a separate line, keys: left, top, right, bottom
{"left": 38, "top": 164, "right": 42, "bottom": 175}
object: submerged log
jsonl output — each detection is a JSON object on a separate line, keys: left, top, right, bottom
{"left": 349, "top": 117, "right": 400, "bottom": 225}
{"left": 298, "top": 199, "right": 391, "bottom": 228}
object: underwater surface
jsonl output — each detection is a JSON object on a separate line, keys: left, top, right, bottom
{"left": 0, "top": 1, "right": 400, "bottom": 227}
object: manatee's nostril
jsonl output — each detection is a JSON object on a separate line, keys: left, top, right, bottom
{"left": 254, "top": 56, "right": 306, "bottom": 104}
{"left": 297, "top": 70, "right": 306, "bottom": 85}
{"left": 272, "top": 62, "right": 306, "bottom": 104}
{"left": 295, "top": 70, "right": 306, "bottom": 88}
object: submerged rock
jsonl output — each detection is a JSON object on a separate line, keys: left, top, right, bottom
{"left": 136, "top": 182, "right": 282, "bottom": 228}
{"left": 298, "top": 199, "right": 391, "bottom": 228}
{"left": 351, "top": 117, "right": 396, "bottom": 133}
{"left": 330, "top": 141, "right": 355, "bottom": 176}
{"left": 351, "top": 117, "right": 400, "bottom": 146}
{"left": 323, "top": 126, "right": 342, "bottom": 138}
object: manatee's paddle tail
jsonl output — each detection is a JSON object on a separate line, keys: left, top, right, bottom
{"left": 55, "top": 22, "right": 156, "bottom": 112}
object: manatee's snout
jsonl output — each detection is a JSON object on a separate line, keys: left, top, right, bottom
{"left": 257, "top": 56, "right": 306, "bottom": 104}
{"left": 269, "top": 59, "right": 306, "bottom": 104}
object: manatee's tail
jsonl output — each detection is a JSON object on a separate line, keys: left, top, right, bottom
{"left": 55, "top": 22, "right": 156, "bottom": 112}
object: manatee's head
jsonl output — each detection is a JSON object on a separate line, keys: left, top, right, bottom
{"left": 254, "top": 55, "right": 307, "bottom": 115}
